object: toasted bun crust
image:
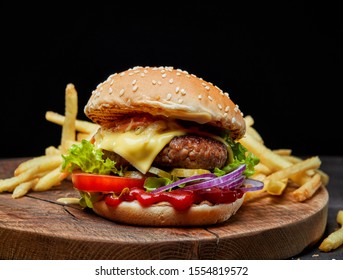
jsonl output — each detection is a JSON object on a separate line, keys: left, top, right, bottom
{"left": 85, "top": 66, "right": 245, "bottom": 139}
{"left": 92, "top": 197, "right": 244, "bottom": 227}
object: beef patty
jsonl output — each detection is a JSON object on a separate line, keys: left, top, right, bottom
{"left": 154, "top": 135, "right": 227, "bottom": 170}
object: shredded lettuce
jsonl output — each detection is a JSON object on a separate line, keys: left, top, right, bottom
{"left": 214, "top": 132, "right": 259, "bottom": 177}
{"left": 61, "top": 139, "right": 122, "bottom": 175}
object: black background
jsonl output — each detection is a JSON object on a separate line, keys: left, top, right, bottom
{"left": 1, "top": 3, "right": 342, "bottom": 158}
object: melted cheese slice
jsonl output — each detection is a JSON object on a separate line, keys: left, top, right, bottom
{"left": 94, "top": 120, "right": 186, "bottom": 174}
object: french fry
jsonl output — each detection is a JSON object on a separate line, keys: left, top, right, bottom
{"left": 291, "top": 171, "right": 313, "bottom": 186}
{"left": 239, "top": 133, "right": 292, "bottom": 171}
{"left": 244, "top": 115, "right": 254, "bottom": 127}
{"left": 32, "top": 166, "right": 69, "bottom": 192}
{"left": 292, "top": 173, "right": 322, "bottom": 202}
{"left": 266, "top": 156, "right": 321, "bottom": 182}
{"left": 254, "top": 162, "right": 272, "bottom": 175}
{"left": 56, "top": 197, "right": 80, "bottom": 205}
{"left": 251, "top": 173, "right": 267, "bottom": 182}
{"left": 265, "top": 178, "right": 288, "bottom": 195}
{"left": 272, "top": 149, "right": 292, "bottom": 156}
{"left": 45, "top": 111, "right": 99, "bottom": 134}
{"left": 45, "top": 145, "right": 61, "bottom": 156}
{"left": 316, "top": 169, "right": 330, "bottom": 186}
{"left": 14, "top": 155, "right": 62, "bottom": 176}
{"left": 61, "top": 84, "right": 78, "bottom": 154}
{"left": 12, "top": 178, "right": 38, "bottom": 198}
{"left": 319, "top": 210, "right": 343, "bottom": 252}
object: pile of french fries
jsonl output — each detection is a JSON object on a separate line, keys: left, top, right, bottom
{"left": 241, "top": 115, "right": 329, "bottom": 202}
{"left": 0, "top": 83, "right": 99, "bottom": 198}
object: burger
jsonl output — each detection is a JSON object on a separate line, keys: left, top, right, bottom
{"left": 62, "top": 66, "right": 262, "bottom": 226}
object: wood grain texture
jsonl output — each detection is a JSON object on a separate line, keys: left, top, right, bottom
{"left": 0, "top": 158, "right": 328, "bottom": 259}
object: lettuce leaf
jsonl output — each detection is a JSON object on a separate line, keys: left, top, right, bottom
{"left": 61, "top": 139, "right": 121, "bottom": 175}
{"left": 214, "top": 132, "right": 259, "bottom": 177}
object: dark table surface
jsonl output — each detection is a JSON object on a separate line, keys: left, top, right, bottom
{"left": 290, "top": 156, "right": 343, "bottom": 260}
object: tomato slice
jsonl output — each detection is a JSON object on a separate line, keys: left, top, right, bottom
{"left": 71, "top": 173, "right": 145, "bottom": 193}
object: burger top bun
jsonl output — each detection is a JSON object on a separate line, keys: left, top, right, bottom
{"left": 85, "top": 66, "right": 246, "bottom": 139}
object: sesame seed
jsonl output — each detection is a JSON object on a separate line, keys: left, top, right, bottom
{"left": 175, "top": 87, "right": 180, "bottom": 93}
{"left": 132, "top": 85, "right": 138, "bottom": 92}
{"left": 205, "top": 86, "right": 210, "bottom": 91}
{"left": 198, "top": 95, "right": 202, "bottom": 99}
{"left": 157, "top": 81, "right": 162, "bottom": 85}
{"left": 120, "top": 72, "right": 125, "bottom": 77}
{"left": 162, "top": 73, "right": 167, "bottom": 78}
{"left": 178, "top": 98, "right": 183, "bottom": 104}
{"left": 223, "top": 113, "right": 228, "bottom": 118}
{"left": 176, "top": 72, "right": 181, "bottom": 76}
{"left": 108, "top": 87, "right": 113, "bottom": 94}
{"left": 160, "top": 69, "right": 165, "bottom": 73}
{"left": 119, "top": 88, "right": 125, "bottom": 96}
{"left": 134, "top": 70, "right": 140, "bottom": 74}
{"left": 166, "top": 93, "right": 172, "bottom": 101}
{"left": 168, "top": 78, "right": 174, "bottom": 84}
{"left": 202, "top": 82, "right": 207, "bottom": 87}
{"left": 128, "top": 72, "right": 134, "bottom": 76}
{"left": 140, "top": 73, "right": 145, "bottom": 77}
{"left": 225, "top": 106, "right": 230, "bottom": 112}
{"left": 144, "top": 69, "right": 148, "bottom": 74}
{"left": 186, "top": 74, "right": 190, "bottom": 78}
{"left": 110, "top": 80, "right": 114, "bottom": 86}
{"left": 208, "top": 96, "right": 213, "bottom": 101}
{"left": 232, "top": 117, "right": 236, "bottom": 124}
{"left": 132, "top": 79, "right": 137, "bottom": 85}
{"left": 152, "top": 80, "right": 157, "bottom": 85}
{"left": 224, "top": 92, "right": 230, "bottom": 98}
{"left": 234, "top": 105, "right": 239, "bottom": 112}
{"left": 180, "top": 89, "right": 186, "bottom": 95}
{"left": 218, "top": 104, "right": 222, "bottom": 110}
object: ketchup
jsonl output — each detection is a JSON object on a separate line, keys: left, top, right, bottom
{"left": 104, "top": 187, "right": 244, "bottom": 211}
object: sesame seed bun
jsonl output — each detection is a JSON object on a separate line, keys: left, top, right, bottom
{"left": 92, "top": 196, "right": 244, "bottom": 227}
{"left": 84, "top": 66, "right": 246, "bottom": 139}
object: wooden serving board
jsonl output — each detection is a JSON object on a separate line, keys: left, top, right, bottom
{"left": 0, "top": 158, "right": 328, "bottom": 259}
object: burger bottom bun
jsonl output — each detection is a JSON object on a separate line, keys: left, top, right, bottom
{"left": 92, "top": 196, "right": 245, "bottom": 227}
